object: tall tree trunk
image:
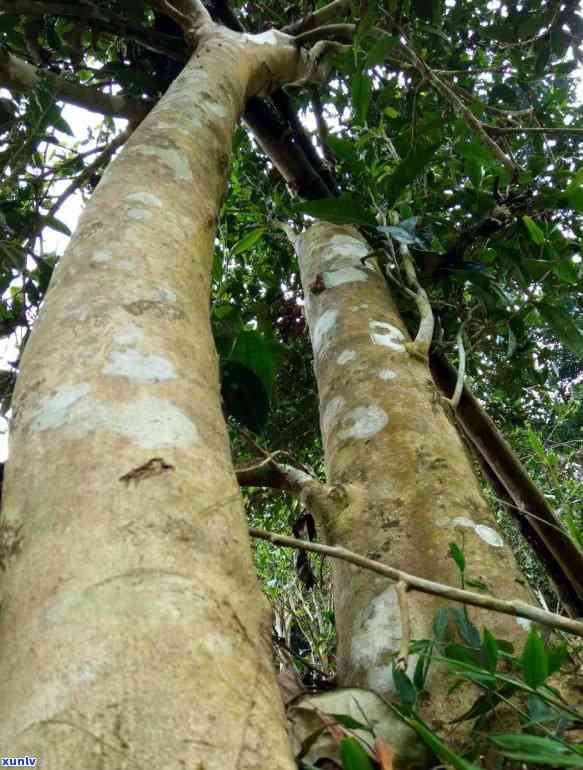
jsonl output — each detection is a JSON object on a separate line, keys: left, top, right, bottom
{"left": 292, "top": 221, "right": 535, "bottom": 712}
{"left": 0, "top": 22, "right": 312, "bottom": 769}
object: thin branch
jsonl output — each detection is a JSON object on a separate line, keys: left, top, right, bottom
{"left": 395, "top": 581, "right": 411, "bottom": 671}
{"left": 0, "top": 50, "right": 149, "bottom": 121}
{"left": 249, "top": 528, "right": 583, "bottom": 639}
{"left": 283, "top": 0, "right": 353, "bottom": 36}
{"left": 294, "top": 23, "right": 355, "bottom": 47}
{"left": 397, "top": 36, "right": 519, "bottom": 179}
{"left": 485, "top": 124, "right": 583, "bottom": 137}
{"left": 26, "top": 128, "right": 131, "bottom": 249}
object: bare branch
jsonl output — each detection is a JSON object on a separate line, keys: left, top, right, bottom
{"left": 283, "top": 0, "right": 353, "bottom": 36}
{"left": 249, "top": 527, "right": 583, "bottom": 638}
{"left": 294, "top": 23, "right": 355, "bottom": 47}
{"left": 0, "top": 50, "right": 149, "bottom": 121}
{"left": 485, "top": 124, "right": 583, "bottom": 137}
{"left": 395, "top": 581, "right": 411, "bottom": 671}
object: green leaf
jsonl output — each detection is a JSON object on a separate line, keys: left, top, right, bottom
{"left": 393, "top": 665, "right": 418, "bottom": 711}
{"left": 433, "top": 607, "right": 450, "bottom": 642}
{"left": 227, "top": 329, "right": 282, "bottom": 399}
{"left": 364, "top": 36, "right": 398, "bottom": 68}
{"left": 339, "top": 737, "right": 374, "bottom": 770}
{"left": 293, "top": 194, "right": 376, "bottom": 227}
{"left": 547, "top": 643, "right": 569, "bottom": 676}
{"left": 552, "top": 257, "right": 579, "bottom": 284}
{"left": 521, "top": 628, "right": 549, "bottom": 689}
{"left": 566, "top": 186, "right": 583, "bottom": 213}
{"left": 523, "top": 215, "right": 545, "bottom": 245}
{"left": 480, "top": 629, "right": 498, "bottom": 672}
{"left": 230, "top": 227, "right": 266, "bottom": 258}
{"left": 538, "top": 302, "right": 583, "bottom": 359}
{"left": 326, "top": 136, "right": 358, "bottom": 165}
{"left": 405, "top": 717, "right": 483, "bottom": 769}
{"left": 444, "top": 642, "right": 479, "bottom": 665}
{"left": 220, "top": 361, "right": 269, "bottom": 433}
{"left": 451, "top": 608, "right": 481, "bottom": 648}
{"left": 378, "top": 225, "right": 416, "bottom": 244}
{"left": 352, "top": 72, "right": 372, "bottom": 125}
{"left": 43, "top": 216, "right": 72, "bottom": 237}
{"left": 449, "top": 542, "right": 466, "bottom": 574}
{"left": 382, "top": 140, "right": 441, "bottom": 207}
{"left": 491, "top": 734, "right": 583, "bottom": 766}
{"left": 456, "top": 139, "right": 496, "bottom": 164}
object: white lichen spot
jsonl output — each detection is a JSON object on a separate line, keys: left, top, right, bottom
{"left": 103, "top": 350, "right": 176, "bottom": 382}
{"left": 369, "top": 321, "right": 406, "bottom": 352}
{"left": 114, "top": 324, "right": 144, "bottom": 346}
{"left": 32, "top": 383, "right": 91, "bottom": 432}
{"left": 156, "top": 288, "right": 178, "bottom": 303}
{"left": 326, "top": 235, "right": 369, "bottom": 261}
{"left": 118, "top": 259, "right": 134, "bottom": 271}
{"left": 351, "top": 303, "right": 369, "bottom": 312}
{"left": 32, "top": 392, "right": 198, "bottom": 449}
{"left": 451, "top": 516, "right": 476, "bottom": 529}
{"left": 312, "top": 308, "right": 337, "bottom": 356}
{"left": 337, "top": 405, "right": 388, "bottom": 441}
{"left": 350, "top": 587, "right": 417, "bottom": 694}
{"left": 516, "top": 617, "right": 532, "bottom": 631}
{"left": 126, "top": 192, "right": 163, "bottom": 208}
{"left": 450, "top": 517, "right": 505, "bottom": 548}
{"left": 135, "top": 146, "right": 193, "bottom": 182}
{"left": 323, "top": 267, "right": 368, "bottom": 288}
{"left": 93, "top": 248, "right": 113, "bottom": 263}
{"left": 337, "top": 350, "right": 356, "bottom": 366}
{"left": 128, "top": 209, "right": 153, "bottom": 222}
{"left": 379, "top": 369, "right": 397, "bottom": 381}
{"left": 475, "top": 524, "right": 505, "bottom": 548}
{"left": 367, "top": 665, "right": 395, "bottom": 694}
{"left": 322, "top": 396, "right": 345, "bottom": 436}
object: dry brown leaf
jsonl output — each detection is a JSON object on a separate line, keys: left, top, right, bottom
{"left": 375, "top": 735, "right": 394, "bottom": 770}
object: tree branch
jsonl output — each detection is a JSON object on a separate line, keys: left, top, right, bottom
{"left": 283, "top": 0, "right": 353, "bottom": 36}
{"left": 485, "top": 124, "right": 583, "bottom": 137}
{"left": 0, "top": 49, "right": 149, "bottom": 121}
{"left": 0, "top": 1, "right": 184, "bottom": 60}
{"left": 430, "top": 352, "right": 583, "bottom": 617}
{"left": 397, "top": 35, "right": 519, "bottom": 180}
{"left": 249, "top": 528, "right": 583, "bottom": 639}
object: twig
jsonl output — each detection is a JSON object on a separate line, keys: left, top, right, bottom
{"left": 294, "top": 23, "right": 355, "bottom": 47}
{"left": 485, "top": 124, "right": 583, "bottom": 137}
{"left": 283, "top": 0, "right": 353, "bottom": 37}
{"left": 249, "top": 528, "right": 583, "bottom": 638}
{"left": 395, "top": 580, "right": 410, "bottom": 671}
{"left": 396, "top": 35, "right": 519, "bottom": 179}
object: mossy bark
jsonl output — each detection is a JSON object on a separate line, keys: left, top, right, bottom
{"left": 293, "top": 221, "right": 535, "bottom": 714}
{"left": 0, "top": 23, "right": 313, "bottom": 770}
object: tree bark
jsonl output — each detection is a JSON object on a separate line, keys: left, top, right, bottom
{"left": 0, "top": 21, "right": 316, "bottom": 769}
{"left": 291, "top": 221, "right": 536, "bottom": 715}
